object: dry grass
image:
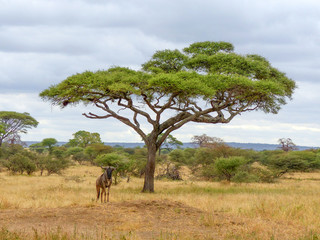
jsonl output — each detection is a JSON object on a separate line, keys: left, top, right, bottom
{"left": 0, "top": 165, "right": 320, "bottom": 239}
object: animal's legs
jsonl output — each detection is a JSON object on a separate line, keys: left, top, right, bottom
{"left": 101, "top": 188, "right": 106, "bottom": 203}
{"left": 103, "top": 189, "right": 106, "bottom": 203}
{"left": 96, "top": 185, "right": 100, "bottom": 202}
{"left": 107, "top": 186, "right": 110, "bottom": 202}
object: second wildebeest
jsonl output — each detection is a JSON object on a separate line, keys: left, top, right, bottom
{"left": 96, "top": 166, "right": 115, "bottom": 203}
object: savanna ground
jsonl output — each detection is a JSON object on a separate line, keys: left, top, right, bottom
{"left": 1, "top": 166, "right": 320, "bottom": 240}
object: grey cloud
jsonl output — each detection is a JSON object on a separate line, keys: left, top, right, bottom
{"left": 0, "top": 26, "right": 180, "bottom": 92}
{"left": 1, "top": 0, "right": 320, "bottom": 145}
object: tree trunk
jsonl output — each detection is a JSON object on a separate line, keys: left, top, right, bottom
{"left": 142, "top": 142, "right": 157, "bottom": 192}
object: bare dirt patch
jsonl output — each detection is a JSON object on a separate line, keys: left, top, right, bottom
{"left": 0, "top": 199, "right": 304, "bottom": 239}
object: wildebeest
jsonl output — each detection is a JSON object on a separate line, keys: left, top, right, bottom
{"left": 96, "top": 166, "right": 115, "bottom": 203}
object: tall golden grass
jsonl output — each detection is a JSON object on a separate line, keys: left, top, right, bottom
{"left": 1, "top": 166, "right": 320, "bottom": 239}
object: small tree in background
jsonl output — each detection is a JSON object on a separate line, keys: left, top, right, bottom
{"left": 29, "top": 142, "right": 46, "bottom": 153}
{"left": 41, "top": 138, "right": 58, "bottom": 155}
{"left": 192, "top": 134, "right": 224, "bottom": 148}
{"left": 278, "top": 138, "right": 297, "bottom": 152}
{"left": 1, "top": 148, "right": 38, "bottom": 175}
{"left": 158, "top": 134, "right": 183, "bottom": 155}
{"left": 34, "top": 154, "right": 47, "bottom": 176}
{"left": 68, "top": 130, "right": 102, "bottom": 148}
{"left": 44, "top": 156, "right": 70, "bottom": 175}
{"left": 3, "top": 153, "right": 35, "bottom": 174}
{"left": 0, "top": 111, "right": 38, "bottom": 147}
{"left": 214, "top": 156, "right": 248, "bottom": 181}
{"left": 52, "top": 146, "right": 67, "bottom": 159}
{"left": 264, "top": 150, "right": 320, "bottom": 177}
{"left": 84, "top": 143, "right": 113, "bottom": 163}
{"left": 129, "top": 147, "right": 148, "bottom": 178}
{"left": 65, "top": 147, "right": 88, "bottom": 164}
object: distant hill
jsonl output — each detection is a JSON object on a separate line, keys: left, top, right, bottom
{"left": 24, "top": 141, "right": 317, "bottom": 151}
{"left": 225, "top": 142, "right": 316, "bottom": 151}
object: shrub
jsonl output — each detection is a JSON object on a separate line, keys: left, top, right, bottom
{"left": 73, "top": 151, "right": 90, "bottom": 165}
{"left": 66, "top": 147, "right": 89, "bottom": 164}
{"left": 200, "top": 163, "right": 216, "bottom": 180}
{"left": 156, "top": 154, "right": 182, "bottom": 180}
{"left": 34, "top": 154, "right": 47, "bottom": 176}
{"left": 52, "top": 147, "right": 67, "bottom": 159}
{"left": 214, "top": 156, "right": 248, "bottom": 181}
{"left": 129, "top": 148, "right": 148, "bottom": 177}
{"left": 44, "top": 157, "right": 70, "bottom": 175}
{"left": 250, "top": 162, "right": 276, "bottom": 183}
{"left": 267, "top": 152, "right": 312, "bottom": 176}
{"left": 66, "top": 147, "right": 84, "bottom": 156}
{"left": 24, "top": 160, "right": 37, "bottom": 175}
{"left": 84, "top": 144, "right": 113, "bottom": 163}
{"left": 29, "top": 142, "right": 46, "bottom": 153}
{"left": 4, "top": 153, "right": 36, "bottom": 175}
{"left": 194, "top": 148, "right": 216, "bottom": 166}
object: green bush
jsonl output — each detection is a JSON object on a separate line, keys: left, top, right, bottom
{"left": 250, "top": 163, "right": 276, "bottom": 183}
{"left": 52, "top": 147, "right": 67, "bottom": 159}
{"left": 66, "top": 147, "right": 84, "bottom": 156}
{"left": 265, "top": 151, "right": 319, "bottom": 176}
{"left": 73, "top": 151, "right": 90, "bottom": 165}
{"left": 129, "top": 148, "right": 148, "bottom": 177}
{"left": 84, "top": 143, "right": 113, "bottom": 163}
{"left": 258, "top": 150, "right": 320, "bottom": 176}
{"left": 194, "top": 148, "right": 216, "bottom": 166}
{"left": 200, "top": 163, "right": 216, "bottom": 180}
{"left": 214, "top": 156, "right": 248, "bottom": 181}
{"left": 4, "top": 153, "right": 36, "bottom": 175}
{"left": 44, "top": 157, "right": 70, "bottom": 175}
{"left": 29, "top": 142, "right": 46, "bottom": 153}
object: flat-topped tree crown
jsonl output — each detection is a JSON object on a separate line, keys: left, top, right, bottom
{"left": 40, "top": 41, "right": 296, "bottom": 192}
{"left": 0, "top": 111, "right": 38, "bottom": 146}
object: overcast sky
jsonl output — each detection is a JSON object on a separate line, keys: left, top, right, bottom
{"left": 1, "top": 0, "right": 320, "bottom": 146}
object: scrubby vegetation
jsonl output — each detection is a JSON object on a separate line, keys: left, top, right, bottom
{"left": 1, "top": 134, "right": 320, "bottom": 185}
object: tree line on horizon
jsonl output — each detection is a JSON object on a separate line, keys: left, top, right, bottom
{"left": 1, "top": 126, "right": 320, "bottom": 184}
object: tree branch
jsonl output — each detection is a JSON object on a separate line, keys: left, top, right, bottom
{"left": 118, "top": 97, "right": 155, "bottom": 125}
{"left": 83, "top": 99, "right": 148, "bottom": 142}
{"left": 82, "top": 112, "right": 113, "bottom": 119}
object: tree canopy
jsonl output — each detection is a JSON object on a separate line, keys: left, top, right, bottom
{"left": 0, "top": 111, "right": 38, "bottom": 146}
{"left": 278, "top": 138, "right": 297, "bottom": 152}
{"left": 68, "top": 130, "right": 102, "bottom": 148}
{"left": 40, "top": 41, "right": 296, "bottom": 192}
{"left": 41, "top": 138, "right": 58, "bottom": 154}
{"left": 192, "top": 134, "right": 224, "bottom": 148}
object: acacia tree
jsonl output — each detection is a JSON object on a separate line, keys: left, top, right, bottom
{"left": 40, "top": 41, "right": 296, "bottom": 192}
{"left": 159, "top": 134, "right": 183, "bottom": 155}
{"left": 41, "top": 138, "right": 58, "bottom": 154}
{"left": 278, "top": 138, "right": 297, "bottom": 152}
{"left": 68, "top": 130, "right": 102, "bottom": 148}
{"left": 192, "top": 134, "right": 224, "bottom": 148}
{"left": 0, "top": 111, "right": 38, "bottom": 147}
